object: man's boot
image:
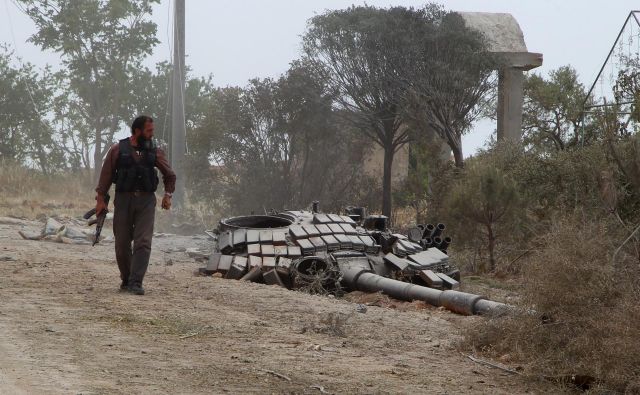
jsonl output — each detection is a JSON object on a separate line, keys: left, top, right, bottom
{"left": 120, "top": 280, "right": 129, "bottom": 291}
{"left": 128, "top": 282, "right": 145, "bottom": 295}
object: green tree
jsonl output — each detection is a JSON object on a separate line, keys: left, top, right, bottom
{"left": 523, "top": 66, "right": 594, "bottom": 152}
{"left": 0, "top": 47, "right": 64, "bottom": 173}
{"left": 20, "top": 0, "right": 160, "bottom": 179}
{"left": 448, "top": 163, "right": 521, "bottom": 271}
{"left": 190, "top": 63, "right": 366, "bottom": 214}
{"left": 401, "top": 11, "right": 496, "bottom": 168}
{"left": 302, "top": 6, "right": 422, "bottom": 218}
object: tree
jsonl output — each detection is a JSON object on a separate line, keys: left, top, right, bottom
{"left": 302, "top": 6, "right": 421, "bottom": 218}
{"left": 19, "top": 0, "right": 160, "bottom": 179}
{"left": 190, "top": 63, "right": 367, "bottom": 214}
{"left": 448, "top": 163, "right": 520, "bottom": 271}
{"left": 129, "top": 61, "right": 217, "bottom": 150}
{"left": 523, "top": 66, "right": 593, "bottom": 152}
{"left": 0, "top": 47, "right": 64, "bottom": 173}
{"left": 395, "top": 141, "right": 431, "bottom": 224}
{"left": 402, "top": 11, "right": 496, "bottom": 168}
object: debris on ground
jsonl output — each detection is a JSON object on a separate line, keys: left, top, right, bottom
{"left": 198, "top": 205, "right": 508, "bottom": 316}
{"left": 17, "top": 216, "right": 96, "bottom": 245}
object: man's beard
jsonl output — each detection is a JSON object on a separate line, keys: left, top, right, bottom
{"left": 138, "top": 135, "right": 153, "bottom": 150}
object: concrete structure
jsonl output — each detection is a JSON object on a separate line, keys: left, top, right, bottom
{"left": 457, "top": 12, "right": 543, "bottom": 142}
{"left": 365, "top": 12, "right": 542, "bottom": 184}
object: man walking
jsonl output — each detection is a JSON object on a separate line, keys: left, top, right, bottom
{"left": 95, "top": 115, "right": 176, "bottom": 295}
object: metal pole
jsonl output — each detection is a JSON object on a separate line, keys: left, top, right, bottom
{"left": 171, "top": 0, "right": 186, "bottom": 208}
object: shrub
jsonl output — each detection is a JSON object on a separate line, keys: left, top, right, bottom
{"left": 464, "top": 215, "right": 640, "bottom": 392}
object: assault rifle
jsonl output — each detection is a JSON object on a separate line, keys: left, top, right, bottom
{"left": 83, "top": 193, "right": 110, "bottom": 246}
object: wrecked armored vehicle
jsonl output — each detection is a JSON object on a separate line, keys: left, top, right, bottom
{"left": 201, "top": 206, "right": 506, "bottom": 316}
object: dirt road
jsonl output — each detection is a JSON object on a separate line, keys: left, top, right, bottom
{"left": 0, "top": 219, "right": 555, "bottom": 394}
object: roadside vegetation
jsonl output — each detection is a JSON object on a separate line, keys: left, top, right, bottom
{"left": 2, "top": 0, "right": 640, "bottom": 392}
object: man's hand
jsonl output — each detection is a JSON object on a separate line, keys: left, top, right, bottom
{"left": 96, "top": 195, "right": 107, "bottom": 216}
{"left": 161, "top": 194, "right": 172, "bottom": 210}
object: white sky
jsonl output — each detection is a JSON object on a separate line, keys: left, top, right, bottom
{"left": 2, "top": 0, "right": 639, "bottom": 155}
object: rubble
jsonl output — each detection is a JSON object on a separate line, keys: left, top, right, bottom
{"left": 199, "top": 206, "right": 508, "bottom": 316}
{"left": 18, "top": 217, "right": 96, "bottom": 244}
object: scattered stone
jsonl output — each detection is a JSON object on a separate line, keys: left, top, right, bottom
{"left": 0, "top": 255, "right": 17, "bottom": 262}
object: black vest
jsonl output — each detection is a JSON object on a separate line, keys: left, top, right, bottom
{"left": 114, "top": 138, "right": 159, "bottom": 193}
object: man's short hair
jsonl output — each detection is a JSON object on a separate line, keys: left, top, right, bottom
{"left": 131, "top": 115, "right": 153, "bottom": 135}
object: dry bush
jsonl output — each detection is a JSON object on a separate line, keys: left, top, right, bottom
{"left": 0, "top": 160, "right": 93, "bottom": 218}
{"left": 464, "top": 214, "right": 640, "bottom": 392}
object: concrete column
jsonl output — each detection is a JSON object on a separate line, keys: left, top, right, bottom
{"left": 497, "top": 66, "right": 524, "bottom": 142}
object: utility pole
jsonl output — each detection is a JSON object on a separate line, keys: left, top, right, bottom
{"left": 170, "top": 0, "right": 186, "bottom": 208}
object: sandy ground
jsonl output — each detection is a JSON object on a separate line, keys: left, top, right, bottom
{"left": 0, "top": 218, "right": 560, "bottom": 394}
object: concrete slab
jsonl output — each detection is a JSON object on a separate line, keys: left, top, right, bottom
{"left": 262, "top": 256, "right": 276, "bottom": 270}
{"left": 261, "top": 244, "right": 275, "bottom": 256}
{"left": 328, "top": 223, "right": 345, "bottom": 234}
{"left": 296, "top": 238, "right": 315, "bottom": 255}
{"left": 418, "top": 269, "right": 443, "bottom": 288}
{"left": 340, "top": 224, "right": 357, "bottom": 235}
{"left": 259, "top": 230, "right": 273, "bottom": 244}
{"left": 315, "top": 224, "right": 332, "bottom": 235}
{"left": 349, "top": 235, "right": 365, "bottom": 251}
{"left": 247, "top": 244, "right": 261, "bottom": 256}
{"left": 287, "top": 245, "right": 302, "bottom": 258}
{"left": 321, "top": 235, "right": 340, "bottom": 251}
{"left": 335, "top": 234, "right": 352, "bottom": 250}
{"left": 340, "top": 215, "right": 356, "bottom": 225}
{"left": 313, "top": 214, "right": 332, "bottom": 224}
{"left": 302, "top": 225, "right": 320, "bottom": 237}
{"left": 274, "top": 245, "right": 288, "bottom": 256}
{"left": 232, "top": 229, "right": 246, "bottom": 246}
{"left": 248, "top": 255, "right": 262, "bottom": 268}
{"left": 289, "top": 225, "right": 307, "bottom": 240}
{"left": 217, "top": 255, "right": 234, "bottom": 273}
{"left": 246, "top": 229, "right": 260, "bottom": 244}
{"left": 383, "top": 253, "right": 409, "bottom": 271}
{"left": 436, "top": 272, "right": 460, "bottom": 290}
{"left": 272, "top": 231, "right": 287, "bottom": 245}
{"left": 309, "top": 237, "right": 327, "bottom": 253}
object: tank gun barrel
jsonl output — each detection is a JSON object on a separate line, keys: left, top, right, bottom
{"left": 340, "top": 265, "right": 508, "bottom": 316}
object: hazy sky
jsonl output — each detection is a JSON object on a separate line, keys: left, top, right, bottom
{"left": 2, "top": 0, "right": 639, "bottom": 155}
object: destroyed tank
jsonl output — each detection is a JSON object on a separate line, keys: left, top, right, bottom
{"left": 200, "top": 206, "right": 507, "bottom": 316}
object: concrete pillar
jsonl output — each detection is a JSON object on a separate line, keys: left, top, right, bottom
{"left": 497, "top": 66, "right": 524, "bottom": 142}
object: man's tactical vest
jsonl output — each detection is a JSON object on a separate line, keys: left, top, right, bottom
{"left": 113, "top": 138, "right": 159, "bottom": 193}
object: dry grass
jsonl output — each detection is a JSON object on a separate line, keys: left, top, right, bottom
{"left": 464, "top": 215, "right": 640, "bottom": 392}
{"left": 0, "top": 161, "right": 94, "bottom": 219}
{"left": 0, "top": 162, "right": 223, "bottom": 229}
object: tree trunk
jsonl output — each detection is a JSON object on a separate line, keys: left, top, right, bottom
{"left": 486, "top": 223, "right": 496, "bottom": 272}
{"left": 382, "top": 144, "right": 394, "bottom": 218}
{"left": 452, "top": 146, "right": 464, "bottom": 168}
{"left": 93, "top": 128, "right": 102, "bottom": 182}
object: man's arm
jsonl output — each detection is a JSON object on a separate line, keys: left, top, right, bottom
{"left": 95, "top": 144, "right": 118, "bottom": 214}
{"left": 155, "top": 148, "right": 176, "bottom": 210}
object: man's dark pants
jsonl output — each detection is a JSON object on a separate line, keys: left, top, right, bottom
{"left": 113, "top": 192, "right": 156, "bottom": 286}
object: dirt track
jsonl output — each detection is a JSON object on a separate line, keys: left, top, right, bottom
{"left": 0, "top": 219, "right": 557, "bottom": 394}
